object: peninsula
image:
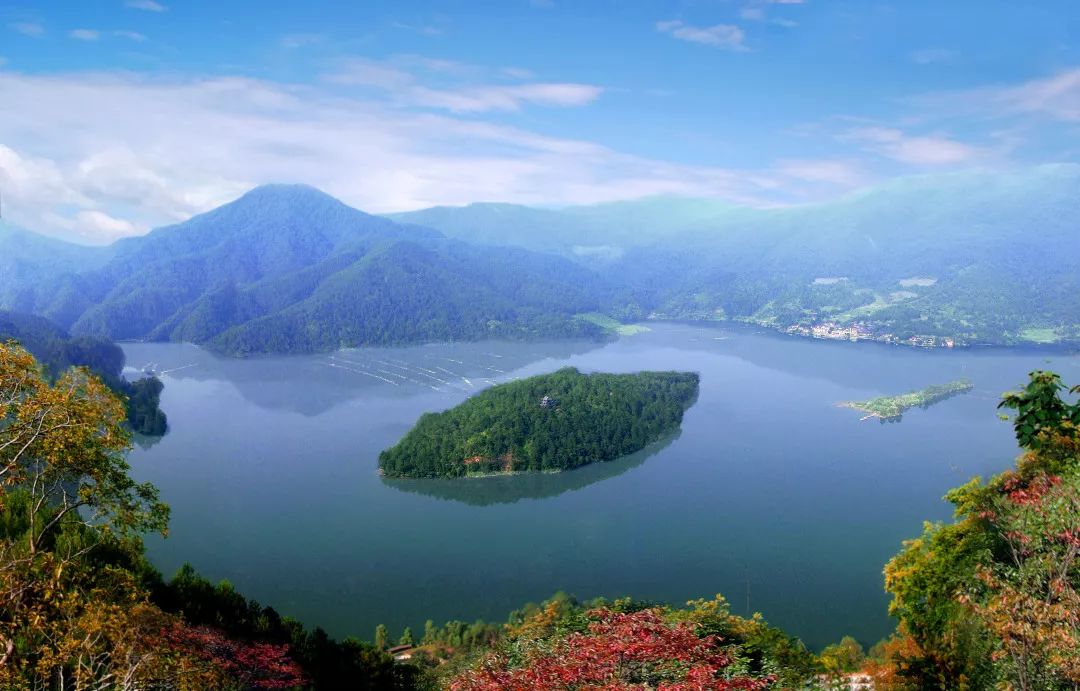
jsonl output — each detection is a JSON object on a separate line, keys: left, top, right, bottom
{"left": 841, "top": 379, "right": 974, "bottom": 421}
{"left": 378, "top": 368, "right": 699, "bottom": 478}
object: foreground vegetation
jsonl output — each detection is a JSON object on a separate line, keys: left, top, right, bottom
{"left": 379, "top": 368, "right": 699, "bottom": 478}
{"left": 840, "top": 379, "right": 974, "bottom": 421}
{"left": 0, "top": 342, "right": 408, "bottom": 689}
{"left": 3, "top": 338, "right": 1077, "bottom": 689}
{"left": 0, "top": 310, "right": 167, "bottom": 435}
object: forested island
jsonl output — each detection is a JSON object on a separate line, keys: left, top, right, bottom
{"left": 840, "top": 379, "right": 973, "bottom": 421}
{"left": 379, "top": 368, "right": 699, "bottom": 478}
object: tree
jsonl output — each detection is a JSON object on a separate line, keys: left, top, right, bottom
{"left": 399, "top": 626, "right": 415, "bottom": 647}
{"left": 0, "top": 342, "right": 175, "bottom": 685}
{"left": 375, "top": 624, "right": 389, "bottom": 650}
{"left": 0, "top": 343, "right": 311, "bottom": 689}
{"left": 883, "top": 370, "right": 1080, "bottom": 689}
{"left": 819, "top": 636, "right": 865, "bottom": 675}
{"left": 451, "top": 606, "right": 774, "bottom": 690}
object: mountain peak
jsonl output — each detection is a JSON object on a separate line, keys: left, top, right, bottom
{"left": 235, "top": 183, "right": 351, "bottom": 209}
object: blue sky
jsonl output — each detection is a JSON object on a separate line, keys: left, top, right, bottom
{"left": 1, "top": 0, "right": 1079, "bottom": 242}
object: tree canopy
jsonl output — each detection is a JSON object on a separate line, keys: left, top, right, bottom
{"left": 379, "top": 368, "right": 699, "bottom": 478}
{"left": 878, "top": 370, "right": 1080, "bottom": 689}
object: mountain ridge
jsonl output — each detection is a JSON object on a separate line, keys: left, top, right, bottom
{"left": 0, "top": 185, "right": 616, "bottom": 353}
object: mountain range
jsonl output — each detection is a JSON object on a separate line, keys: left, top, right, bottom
{"left": 396, "top": 164, "right": 1080, "bottom": 346}
{"left": 3, "top": 165, "right": 1079, "bottom": 353}
{"left": 0, "top": 185, "right": 617, "bottom": 355}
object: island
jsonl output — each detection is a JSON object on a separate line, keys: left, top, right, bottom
{"left": 378, "top": 367, "right": 699, "bottom": 478}
{"left": 840, "top": 379, "right": 973, "bottom": 422}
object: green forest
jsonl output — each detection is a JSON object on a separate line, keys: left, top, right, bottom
{"left": 378, "top": 368, "right": 700, "bottom": 478}
{"left": 0, "top": 310, "right": 167, "bottom": 435}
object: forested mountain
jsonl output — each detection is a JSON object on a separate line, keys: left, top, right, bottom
{"left": 5, "top": 166, "right": 1080, "bottom": 353}
{"left": 396, "top": 165, "right": 1080, "bottom": 346}
{"left": 0, "top": 186, "right": 621, "bottom": 354}
{"left": 0, "top": 310, "right": 167, "bottom": 435}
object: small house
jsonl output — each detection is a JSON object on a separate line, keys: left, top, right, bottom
{"left": 388, "top": 644, "right": 415, "bottom": 661}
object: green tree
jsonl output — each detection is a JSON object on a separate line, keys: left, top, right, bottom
{"left": 399, "top": 626, "right": 415, "bottom": 647}
{"left": 820, "top": 635, "right": 865, "bottom": 674}
{"left": 883, "top": 370, "right": 1080, "bottom": 689}
{"left": 375, "top": 623, "right": 389, "bottom": 650}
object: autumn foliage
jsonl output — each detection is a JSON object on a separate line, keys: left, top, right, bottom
{"left": 450, "top": 605, "right": 776, "bottom": 690}
{"left": 882, "top": 371, "right": 1080, "bottom": 690}
{"left": 0, "top": 342, "right": 306, "bottom": 689}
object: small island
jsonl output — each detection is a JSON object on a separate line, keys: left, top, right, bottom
{"left": 379, "top": 367, "right": 699, "bottom": 478}
{"left": 840, "top": 379, "right": 973, "bottom": 422}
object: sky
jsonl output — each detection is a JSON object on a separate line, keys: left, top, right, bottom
{"left": 1, "top": 0, "right": 1079, "bottom": 243}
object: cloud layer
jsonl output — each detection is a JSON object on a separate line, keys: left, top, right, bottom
{"left": 0, "top": 52, "right": 1070, "bottom": 244}
{"left": 0, "top": 70, "right": 841, "bottom": 243}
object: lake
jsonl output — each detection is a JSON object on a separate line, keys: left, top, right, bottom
{"left": 122, "top": 322, "right": 1076, "bottom": 651}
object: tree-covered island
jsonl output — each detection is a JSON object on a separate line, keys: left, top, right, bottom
{"left": 840, "top": 379, "right": 973, "bottom": 422}
{"left": 379, "top": 367, "right": 699, "bottom": 478}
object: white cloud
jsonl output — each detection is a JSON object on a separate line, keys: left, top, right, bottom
{"left": 10, "top": 22, "right": 44, "bottom": 37}
{"left": 69, "top": 29, "right": 102, "bottom": 41}
{"left": 842, "top": 126, "right": 980, "bottom": 166}
{"left": 325, "top": 57, "right": 603, "bottom": 113}
{"left": 775, "top": 159, "right": 865, "bottom": 187}
{"left": 0, "top": 70, "right": 816, "bottom": 242}
{"left": 913, "top": 67, "right": 1080, "bottom": 126}
{"left": 114, "top": 30, "right": 147, "bottom": 42}
{"left": 409, "top": 83, "right": 602, "bottom": 113}
{"left": 656, "top": 20, "right": 746, "bottom": 50}
{"left": 73, "top": 210, "right": 140, "bottom": 240}
{"left": 501, "top": 67, "right": 535, "bottom": 80}
{"left": 391, "top": 21, "right": 443, "bottom": 37}
{"left": 125, "top": 0, "right": 166, "bottom": 11}
{"left": 983, "top": 67, "right": 1080, "bottom": 121}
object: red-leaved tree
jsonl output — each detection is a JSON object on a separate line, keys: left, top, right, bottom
{"left": 451, "top": 607, "right": 773, "bottom": 690}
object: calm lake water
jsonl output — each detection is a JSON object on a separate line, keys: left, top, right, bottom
{"left": 122, "top": 323, "right": 1078, "bottom": 651}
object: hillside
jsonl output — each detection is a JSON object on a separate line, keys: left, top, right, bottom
{"left": 0, "top": 186, "right": 622, "bottom": 354}
{"left": 399, "top": 165, "right": 1080, "bottom": 346}
{"left": 379, "top": 367, "right": 699, "bottom": 478}
{"left": 0, "top": 310, "right": 167, "bottom": 435}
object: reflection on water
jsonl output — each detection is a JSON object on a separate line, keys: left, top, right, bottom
{"left": 131, "top": 432, "right": 165, "bottom": 451}
{"left": 122, "top": 339, "right": 604, "bottom": 417}
{"left": 122, "top": 322, "right": 1071, "bottom": 652}
{"left": 382, "top": 432, "right": 680, "bottom": 506}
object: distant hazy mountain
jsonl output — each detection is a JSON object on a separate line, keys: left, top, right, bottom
{"left": 0, "top": 185, "right": 617, "bottom": 354}
{"left": 620, "top": 165, "right": 1080, "bottom": 344}
{"left": 389, "top": 197, "right": 739, "bottom": 261}
{"left": 394, "top": 165, "right": 1080, "bottom": 345}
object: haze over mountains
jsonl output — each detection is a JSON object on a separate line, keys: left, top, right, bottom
{"left": 3, "top": 165, "right": 1079, "bottom": 354}
{"left": 398, "top": 164, "right": 1080, "bottom": 345}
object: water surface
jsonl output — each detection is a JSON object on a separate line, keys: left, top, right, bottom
{"left": 123, "top": 323, "right": 1075, "bottom": 650}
